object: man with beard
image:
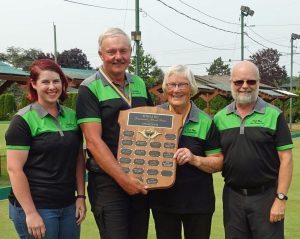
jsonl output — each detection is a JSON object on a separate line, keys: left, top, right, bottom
{"left": 214, "top": 61, "right": 293, "bottom": 239}
{"left": 76, "top": 28, "right": 153, "bottom": 239}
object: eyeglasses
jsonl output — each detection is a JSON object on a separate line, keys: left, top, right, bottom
{"left": 232, "top": 80, "right": 257, "bottom": 86}
{"left": 166, "top": 82, "right": 190, "bottom": 90}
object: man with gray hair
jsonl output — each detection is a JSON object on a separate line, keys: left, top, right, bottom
{"left": 214, "top": 60, "right": 293, "bottom": 238}
{"left": 76, "top": 27, "right": 153, "bottom": 239}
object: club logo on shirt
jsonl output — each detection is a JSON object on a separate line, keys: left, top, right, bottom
{"left": 131, "top": 89, "right": 142, "bottom": 96}
{"left": 249, "top": 119, "right": 264, "bottom": 126}
{"left": 65, "top": 123, "right": 78, "bottom": 130}
{"left": 183, "top": 128, "right": 197, "bottom": 137}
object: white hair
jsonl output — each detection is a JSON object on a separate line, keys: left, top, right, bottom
{"left": 98, "top": 27, "right": 131, "bottom": 51}
{"left": 162, "top": 65, "right": 198, "bottom": 96}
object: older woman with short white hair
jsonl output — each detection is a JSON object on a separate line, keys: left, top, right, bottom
{"left": 150, "top": 64, "right": 223, "bottom": 239}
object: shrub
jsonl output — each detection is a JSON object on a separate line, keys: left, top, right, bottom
{"left": 0, "top": 93, "right": 16, "bottom": 120}
{"left": 63, "top": 92, "right": 78, "bottom": 110}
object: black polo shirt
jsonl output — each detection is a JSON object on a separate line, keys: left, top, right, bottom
{"left": 150, "top": 102, "right": 221, "bottom": 214}
{"left": 76, "top": 71, "right": 153, "bottom": 203}
{"left": 6, "top": 102, "right": 82, "bottom": 208}
{"left": 214, "top": 97, "right": 293, "bottom": 189}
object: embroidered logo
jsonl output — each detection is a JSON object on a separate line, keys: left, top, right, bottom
{"left": 65, "top": 123, "right": 77, "bottom": 129}
{"left": 183, "top": 128, "right": 197, "bottom": 136}
{"left": 249, "top": 119, "right": 264, "bottom": 126}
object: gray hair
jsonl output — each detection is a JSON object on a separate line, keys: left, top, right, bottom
{"left": 162, "top": 65, "right": 198, "bottom": 96}
{"left": 98, "top": 27, "right": 131, "bottom": 51}
{"left": 230, "top": 60, "right": 260, "bottom": 81}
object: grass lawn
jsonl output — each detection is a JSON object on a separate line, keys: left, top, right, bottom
{"left": 0, "top": 124, "right": 299, "bottom": 238}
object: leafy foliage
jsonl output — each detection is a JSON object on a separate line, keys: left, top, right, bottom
{"left": 5, "top": 82, "right": 26, "bottom": 107}
{"left": 0, "top": 93, "right": 16, "bottom": 120}
{"left": 18, "top": 92, "right": 29, "bottom": 110}
{"left": 249, "top": 48, "right": 287, "bottom": 87}
{"left": 206, "top": 57, "right": 230, "bottom": 76}
{"left": 0, "top": 46, "right": 91, "bottom": 104}
{"left": 128, "top": 43, "right": 163, "bottom": 88}
{"left": 193, "top": 98, "right": 206, "bottom": 111}
{"left": 0, "top": 46, "right": 92, "bottom": 70}
{"left": 292, "top": 90, "right": 300, "bottom": 122}
{"left": 63, "top": 92, "right": 78, "bottom": 110}
{"left": 0, "top": 46, "right": 52, "bottom": 71}
{"left": 57, "top": 48, "right": 91, "bottom": 69}
{"left": 193, "top": 96, "right": 232, "bottom": 115}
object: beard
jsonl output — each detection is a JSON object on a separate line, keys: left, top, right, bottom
{"left": 231, "top": 86, "right": 259, "bottom": 105}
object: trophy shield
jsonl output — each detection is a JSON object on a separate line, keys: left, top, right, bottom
{"left": 117, "top": 106, "right": 182, "bottom": 189}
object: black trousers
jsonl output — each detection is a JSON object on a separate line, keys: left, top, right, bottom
{"left": 88, "top": 174, "right": 149, "bottom": 239}
{"left": 223, "top": 185, "right": 284, "bottom": 239}
{"left": 152, "top": 209, "right": 212, "bottom": 239}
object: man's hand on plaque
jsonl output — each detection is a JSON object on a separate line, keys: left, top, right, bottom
{"left": 120, "top": 174, "right": 148, "bottom": 195}
{"left": 174, "top": 148, "right": 194, "bottom": 166}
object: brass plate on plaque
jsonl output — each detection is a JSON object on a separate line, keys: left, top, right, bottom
{"left": 117, "top": 106, "right": 182, "bottom": 189}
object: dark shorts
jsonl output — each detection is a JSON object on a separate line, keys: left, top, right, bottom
{"left": 223, "top": 184, "right": 284, "bottom": 239}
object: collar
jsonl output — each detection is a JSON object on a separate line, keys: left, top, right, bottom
{"left": 226, "top": 97, "right": 266, "bottom": 115}
{"left": 31, "top": 102, "right": 64, "bottom": 118}
{"left": 159, "top": 101, "right": 200, "bottom": 123}
{"left": 98, "top": 67, "right": 132, "bottom": 86}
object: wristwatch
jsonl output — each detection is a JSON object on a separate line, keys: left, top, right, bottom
{"left": 276, "top": 193, "right": 288, "bottom": 200}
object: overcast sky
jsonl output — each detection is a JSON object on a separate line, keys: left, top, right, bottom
{"left": 1, "top": 0, "right": 300, "bottom": 76}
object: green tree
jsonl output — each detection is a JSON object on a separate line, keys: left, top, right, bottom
{"left": 128, "top": 43, "right": 163, "bottom": 88}
{"left": 5, "top": 82, "right": 25, "bottom": 106}
{"left": 0, "top": 46, "right": 52, "bottom": 71}
{"left": 292, "top": 89, "right": 300, "bottom": 123}
{"left": 206, "top": 57, "right": 230, "bottom": 76}
{"left": 0, "top": 93, "right": 16, "bottom": 120}
{"left": 63, "top": 92, "right": 78, "bottom": 110}
{"left": 57, "top": 48, "right": 91, "bottom": 69}
{"left": 250, "top": 48, "right": 287, "bottom": 87}
{"left": 1, "top": 46, "right": 92, "bottom": 70}
{"left": 193, "top": 96, "right": 231, "bottom": 115}
{"left": 18, "top": 92, "right": 29, "bottom": 110}
{"left": 193, "top": 98, "right": 206, "bottom": 111}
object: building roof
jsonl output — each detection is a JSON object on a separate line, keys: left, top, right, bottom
{"left": 194, "top": 74, "right": 298, "bottom": 98}
{"left": 195, "top": 75, "right": 274, "bottom": 89}
{"left": 275, "top": 89, "right": 299, "bottom": 97}
{"left": 62, "top": 67, "right": 96, "bottom": 80}
{"left": 0, "top": 61, "right": 28, "bottom": 76}
{"left": 259, "top": 89, "right": 285, "bottom": 97}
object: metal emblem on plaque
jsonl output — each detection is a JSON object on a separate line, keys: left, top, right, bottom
{"left": 117, "top": 106, "right": 182, "bottom": 189}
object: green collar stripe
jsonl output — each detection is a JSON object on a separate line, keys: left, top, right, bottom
{"left": 88, "top": 74, "right": 148, "bottom": 102}
{"left": 19, "top": 103, "right": 78, "bottom": 137}
{"left": 183, "top": 119, "right": 212, "bottom": 139}
{"left": 205, "top": 148, "right": 222, "bottom": 155}
{"left": 6, "top": 145, "right": 30, "bottom": 150}
{"left": 22, "top": 113, "right": 78, "bottom": 137}
{"left": 215, "top": 105, "right": 280, "bottom": 131}
{"left": 214, "top": 109, "right": 240, "bottom": 130}
{"left": 276, "top": 144, "right": 294, "bottom": 151}
{"left": 77, "top": 118, "right": 101, "bottom": 124}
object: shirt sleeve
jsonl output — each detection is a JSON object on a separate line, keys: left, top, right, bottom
{"left": 204, "top": 121, "right": 222, "bottom": 155}
{"left": 76, "top": 85, "right": 102, "bottom": 124}
{"left": 5, "top": 115, "right": 31, "bottom": 150}
{"left": 275, "top": 112, "right": 293, "bottom": 151}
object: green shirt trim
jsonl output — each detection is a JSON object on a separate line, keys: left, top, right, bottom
{"left": 205, "top": 148, "right": 222, "bottom": 155}
{"left": 277, "top": 144, "right": 294, "bottom": 151}
{"left": 77, "top": 118, "right": 102, "bottom": 124}
{"left": 6, "top": 145, "right": 30, "bottom": 150}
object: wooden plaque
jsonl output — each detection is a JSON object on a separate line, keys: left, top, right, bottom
{"left": 117, "top": 106, "right": 182, "bottom": 189}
